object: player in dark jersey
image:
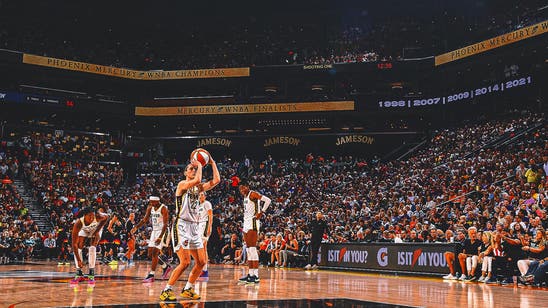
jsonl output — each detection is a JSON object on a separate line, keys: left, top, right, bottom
{"left": 124, "top": 212, "right": 136, "bottom": 264}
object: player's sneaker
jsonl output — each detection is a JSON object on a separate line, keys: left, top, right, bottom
{"left": 252, "top": 275, "right": 260, "bottom": 283}
{"left": 443, "top": 273, "right": 457, "bottom": 280}
{"left": 71, "top": 274, "right": 86, "bottom": 284}
{"left": 161, "top": 265, "right": 173, "bottom": 280}
{"left": 180, "top": 287, "right": 200, "bottom": 300}
{"left": 198, "top": 270, "right": 209, "bottom": 281}
{"left": 238, "top": 274, "right": 250, "bottom": 284}
{"left": 108, "top": 260, "right": 118, "bottom": 265}
{"left": 159, "top": 289, "right": 177, "bottom": 302}
{"left": 143, "top": 274, "right": 155, "bottom": 283}
{"left": 87, "top": 275, "right": 95, "bottom": 284}
{"left": 246, "top": 275, "right": 257, "bottom": 284}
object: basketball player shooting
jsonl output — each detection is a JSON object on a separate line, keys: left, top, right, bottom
{"left": 238, "top": 183, "right": 271, "bottom": 284}
{"left": 159, "top": 150, "right": 220, "bottom": 302}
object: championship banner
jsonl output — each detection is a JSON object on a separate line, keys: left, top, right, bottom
{"left": 435, "top": 20, "right": 548, "bottom": 66}
{"left": 321, "top": 243, "right": 457, "bottom": 275}
{"left": 135, "top": 101, "right": 355, "bottom": 116}
{"left": 22, "top": 54, "right": 250, "bottom": 80}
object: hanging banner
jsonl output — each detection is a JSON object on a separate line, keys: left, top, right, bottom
{"left": 22, "top": 54, "right": 250, "bottom": 80}
{"left": 435, "top": 20, "right": 548, "bottom": 66}
{"left": 135, "top": 101, "right": 355, "bottom": 116}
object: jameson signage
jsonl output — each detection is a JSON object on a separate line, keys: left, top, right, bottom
{"left": 22, "top": 54, "right": 250, "bottom": 80}
{"left": 321, "top": 243, "right": 457, "bottom": 274}
{"left": 435, "top": 20, "right": 548, "bottom": 66}
{"left": 135, "top": 101, "right": 354, "bottom": 116}
{"left": 196, "top": 138, "right": 232, "bottom": 148}
{"left": 263, "top": 136, "right": 302, "bottom": 147}
{"left": 335, "top": 135, "right": 375, "bottom": 146}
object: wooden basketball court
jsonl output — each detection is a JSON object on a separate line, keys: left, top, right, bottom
{"left": 1, "top": 261, "right": 546, "bottom": 307}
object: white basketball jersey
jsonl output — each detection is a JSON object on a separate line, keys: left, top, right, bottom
{"left": 244, "top": 191, "right": 259, "bottom": 220}
{"left": 199, "top": 201, "right": 212, "bottom": 223}
{"left": 175, "top": 186, "right": 201, "bottom": 223}
{"left": 151, "top": 204, "right": 166, "bottom": 231}
{"left": 79, "top": 217, "right": 99, "bottom": 234}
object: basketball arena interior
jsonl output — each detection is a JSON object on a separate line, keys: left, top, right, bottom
{"left": 0, "top": 0, "right": 547, "bottom": 307}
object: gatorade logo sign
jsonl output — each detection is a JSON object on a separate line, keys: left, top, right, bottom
{"left": 377, "top": 247, "right": 388, "bottom": 267}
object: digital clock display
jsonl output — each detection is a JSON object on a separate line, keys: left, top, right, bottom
{"left": 377, "top": 62, "right": 393, "bottom": 70}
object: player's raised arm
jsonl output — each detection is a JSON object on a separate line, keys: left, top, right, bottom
{"left": 202, "top": 159, "right": 220, "bottom": 192}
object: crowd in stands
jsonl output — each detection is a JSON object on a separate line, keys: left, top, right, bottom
{"left": 0, "top": 141, "right": 41, "bottom": 263}
{"left": 0, "top": 182, "right": 42, "bottom": 263}
{"left": 0, "top": 111, "right": 546, "bottom": 285}
{"left": 0, "top": 1, "right": 544, "bottom": 69}
{"left": 0, "top": 129, "right": 122, "bottom": 263}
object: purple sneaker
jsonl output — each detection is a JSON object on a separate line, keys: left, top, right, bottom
{"left": 143, "top": 274, "right": 155, "bottom": 283}
{"left": 161, "top": 266, "right": 173, "bottom": 280}
{"left": 198, "top": 270, "right": 209, "bottom": 281}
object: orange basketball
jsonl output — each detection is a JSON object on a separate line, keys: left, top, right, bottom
{"left": 190, "top": 148, "right": 211, "bottom": 167}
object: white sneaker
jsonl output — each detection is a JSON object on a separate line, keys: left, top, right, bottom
{"left": 304, "top": 264, "right": 312, "bottom": 270}
{"left": 311, "top": 265, "right": 318, "bottom": 270}
{"left": 477, "top": 276, "right": 485, "bottom": 282}
{"left": 443, "top": 273, "right": 456, "bottom": 280}
{"left": 459, "top": 274, "right": 467, "bottom": 280}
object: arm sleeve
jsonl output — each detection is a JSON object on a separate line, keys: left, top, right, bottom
{"left": 260, "top": 195, "right": 272, "bottom": 213}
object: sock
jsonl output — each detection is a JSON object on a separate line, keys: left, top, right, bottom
{"left": 88, "top": 246, "right": 96, "bottom": 269}
{"left": 149, "top": 271, "right": 155, "bottom": 275}
{"left": 89, "top": 268, "right": 95, "bottom": 276}
{"left": 164, "top": 284, "right": 172, "bottom": 291}
{"left": 203, "top": 263, "right": 208, "bottom": 271}
{"left": 184, "top": 282, "right": 194, "bottom": 290}
{"left": 76, "top": 269, "right": 83, "bottom": 276}
{"left": 252, "top": 268, "right": 259, "bottom": 277}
